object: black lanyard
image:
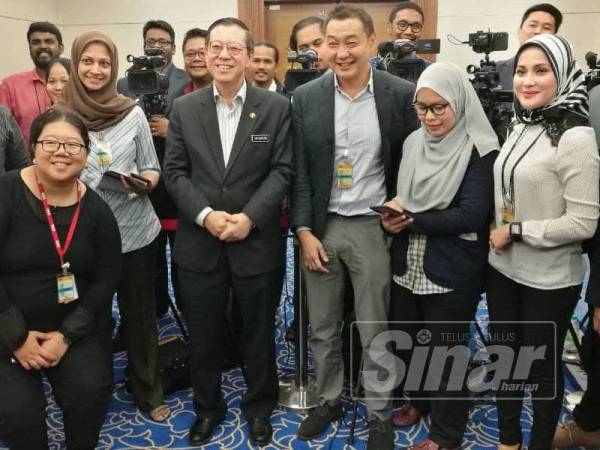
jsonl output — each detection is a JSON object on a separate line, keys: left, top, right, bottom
{"left": 501, "top": 126, "right": 545, "bottom": 208}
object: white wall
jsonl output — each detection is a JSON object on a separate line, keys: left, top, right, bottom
{"left": 0, "top": 0, "right": 237, "bottom": 80}
{"left": 58, "top": 0, "right": 237, "bottom": 77}
{"left": 0, "top": 0, "right": 60, "bottom": 80}
{"left": 438, "top": 0, "right": 600, "bottom": 73}
{"left": 2, "top": 1, "right": 600, "bottom": 80}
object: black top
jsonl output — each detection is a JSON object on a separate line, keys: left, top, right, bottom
{"left": 0, "top": 106, "right": 30, "bottom": 174}
{"left": 391, "top": 149, "right": 497, "bottom": 291}
{"left": 0, "top": 170, "right": 122, "bottom": 353}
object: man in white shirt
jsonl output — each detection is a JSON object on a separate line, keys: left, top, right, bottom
{"left": 248, "top": 40, "right": 283, "bottom": 94}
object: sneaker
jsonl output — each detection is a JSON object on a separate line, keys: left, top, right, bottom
{"left": 552, "top": 422, "right": 600, "bottom": 448}
{"left": 297, "top": 403, "right": 343, "bottom": 440}
{"left": 392, "top": 403, "right": 423, "bottom": 427}
{"left": 409, "top": 438, "right": 458, "bottom": 450}
{"left": 367, "top": 418, "right": 395, "bottom": 450}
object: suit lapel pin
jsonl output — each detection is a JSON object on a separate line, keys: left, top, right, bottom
{"left": 250, "top": 112, "right": 256, "bottom": 119}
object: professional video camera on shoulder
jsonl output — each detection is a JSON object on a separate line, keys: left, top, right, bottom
{"left": 125, "top": 48, "right": 169, "bottom": 117}
{"left": 464, "top": 30, "right": 513, "bottom": 143}
{"left": 283, "top": 48, "right": 322, "bottom": 96}
{"left": 376, "top": 38, "right": 440, "bottom": 84}
{"left": 585, "top": 51, "right": 600, "bottom": 91}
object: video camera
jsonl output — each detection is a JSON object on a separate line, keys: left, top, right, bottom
{"left": 283, "top": 48, "right": 322, "bottom": 96}
{"left": 125, "top": 48, "right": 169, "bottom": 117}
{"left": 465, "top": 30, "right": 513, "bottom": 143}
{"left": 376, "top": 38, "right": 440, "bottom": 84}
{"left": 585, "top": 51, "right": 600, "bottom": 91}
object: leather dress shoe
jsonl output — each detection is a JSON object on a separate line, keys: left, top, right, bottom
{"left": 248, "top": 417, "right": 273, "bottom": 446}
{"left": 189, "top": 417, "right": 222, "bottom": 446}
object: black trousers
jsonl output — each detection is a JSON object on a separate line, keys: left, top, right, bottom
{"left": 155, "top": 230, "right": 180, "bottom": 315}
{"left": 0, "top": 331, "right": 112, "bottom": 450}
{"left": 573, "top": 305, "right": 600, "bottom": 431}
{"left": 486, "top": 266, "right": 580, "bottom": 450}
{"left": 390, "top": 283, "right": 480, "bottom": 448}
{"left": 179, "top": 259, "right": 280, "bottom": 421}
{"left": 118, "top": 239, "right": 164, "bottom": 412}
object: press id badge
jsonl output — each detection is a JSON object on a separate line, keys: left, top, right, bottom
{"left": 336, "top": 162, "right": 353, "bottom": 189}
{"left": 501, "top": 206, "right": 515, "bottom": 225}
{"left": 57, "top": 264, "right": 79, "bottom": 304}
{"left": 96, "top": 140, "right": 112, "bottom": 167}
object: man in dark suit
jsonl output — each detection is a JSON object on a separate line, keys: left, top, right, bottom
{"left": 496, "top": 3, "right": 562, "bottom": 89}
{"left": 292, "top": 5, "right": 417, "bottom": 450}
{"left": 164, "top": 17, "right": 293, "bottom": 447}
{"left": 117, "top": 19, "right": 189, "bottom": 316}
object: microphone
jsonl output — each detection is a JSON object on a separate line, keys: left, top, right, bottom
{"left": 377, "top": 41, "right": 395, "bottom": 56}
{"left": 377, "top": 39, "right": 414, "bottom": 57}
{"left": 585, "top": 51, "right": 598, "bottom": 69}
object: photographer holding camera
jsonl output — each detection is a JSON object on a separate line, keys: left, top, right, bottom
{"left": 117, "top": 20, "right": 188, "bottom": 316}
{"left": 496, "top": 3, "right": 562, "bottom": 90}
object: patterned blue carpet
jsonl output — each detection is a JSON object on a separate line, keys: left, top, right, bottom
{"left": 0, "top": 243, "right": 589, "bottom": 449}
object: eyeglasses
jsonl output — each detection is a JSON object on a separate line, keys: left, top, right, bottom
{"left": 207, "top": 41, "right": 247, "bottom": 57}
{"left": 37, "top": 140, "right": 86, "bottom": 155}
{"left": 395, "top": 20, "right": 423, "bottom": 33}
{"left": 413, "top": 102, "right": 449, "bottom": 116}
{"left": 184, "top": 49, "right": 206, "bottom": 59}
{"left": 145, "top": 38, "right": 173, "bottom": 48}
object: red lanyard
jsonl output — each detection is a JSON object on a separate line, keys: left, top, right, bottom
{"left": 36, "top": 176, "right": 82, "bottom": 269}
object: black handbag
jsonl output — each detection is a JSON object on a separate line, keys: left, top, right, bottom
{"left": 157, "top": 292, "right": 192, "bottom": 395}
{"left": 158, "top": 335, "right": 191, "bottom": 395}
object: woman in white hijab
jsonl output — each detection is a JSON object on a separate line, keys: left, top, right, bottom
{"left": 380, "top": 62, "right": 499, "bottom": 450}
{"left": 487, "top": 34, "right": 599, "bottom": 450}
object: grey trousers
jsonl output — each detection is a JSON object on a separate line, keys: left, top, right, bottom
{"left": 303, "top": 215, "right": 394, "bottom": 419}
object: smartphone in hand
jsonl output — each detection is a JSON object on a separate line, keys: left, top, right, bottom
{"left": 370, "top": 205, "right": 411, "bottom": 217}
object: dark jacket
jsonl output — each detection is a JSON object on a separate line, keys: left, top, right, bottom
{"left": 392, "top": 149, "right": 497, "bottom": 291}
{"left": 291, "top": 70, "right": 418, "bottom": 239}
{"left": 163, "top": 84, "right": 294, "bottom": 276}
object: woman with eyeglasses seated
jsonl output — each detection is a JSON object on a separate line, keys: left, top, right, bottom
{"left": 0, "top": 107, "right": 121, "bottom": 449}
{"left": 380, "top": 62, "right": 499, "bottom": 450}
{"left": 487, "top": 34, "right": 599, "bottom": 450}
{"left": 64, "top": 31, "right": 169, "bottom": 422}
{"left": 45, "top": 57, "right": 71, "bottom": 105}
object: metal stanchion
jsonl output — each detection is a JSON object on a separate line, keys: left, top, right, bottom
{"left": 278, "top": 239, "right": 318, "bottom": 413}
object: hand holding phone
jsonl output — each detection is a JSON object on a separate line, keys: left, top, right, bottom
{"left": 370, "top": 204, "right": 411, "bottom": 217}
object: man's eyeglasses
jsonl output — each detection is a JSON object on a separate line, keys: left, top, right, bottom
{"left": 395, "top": 20, "right": 423, "bottom": 33}
{"left": 145, "top": 38, "right": 173, "bottom": 48}
{"left": 413, "top": 102, "right": 449, "bottom": 116}
{"left": 37, "top": 140, "right": 86, "bottom": 155}
{"left": 207, "top": 41, "right": 247, "bottom": 57}
{"left": 184, "top": 49, "right": 206, "bottom": 59}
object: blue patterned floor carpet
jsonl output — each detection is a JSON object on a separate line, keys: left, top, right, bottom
{"left": 0, "top": 244, "right": 590, "bottom": 449}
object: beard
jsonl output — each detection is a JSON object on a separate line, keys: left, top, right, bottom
{"left": 31, "top": 49, "right": 54, "bottom": 69}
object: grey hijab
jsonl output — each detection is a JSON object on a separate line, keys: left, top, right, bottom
{"left": 395, "top": 62, "right": 499, "bottom": 212}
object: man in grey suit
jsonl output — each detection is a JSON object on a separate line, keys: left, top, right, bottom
{"left": 164, "top": 17, "right": 293, "bottom": 448}
{"left": 292, "top": 5, "right": 417, "bottom": 450}
{"left": 496, "top": 3, "right": 562, "bottom": 90}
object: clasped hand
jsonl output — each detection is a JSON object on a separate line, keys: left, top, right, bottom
{"left": 13, "top": 330, "right": 69, "bottom": 370}
{"left": 205, "top": 211, "right": 253, "bottom": 242}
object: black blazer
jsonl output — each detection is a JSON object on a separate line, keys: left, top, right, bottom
{"left": 163, "top": 84, "right": 294, "bottom": 277}
{"left": 291, "top": 70, "right": 418, "bottom": 239}
{"left": 392, "top": 149, "right": 497, "bottom": 291}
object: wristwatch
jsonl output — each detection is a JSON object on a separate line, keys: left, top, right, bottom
{"left": 509, "top": 222, "right": 522, "bottom": 242}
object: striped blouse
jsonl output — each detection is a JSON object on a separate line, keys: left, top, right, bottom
{"left": 81, "top": 106, "right": 161, "bottom": 253}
